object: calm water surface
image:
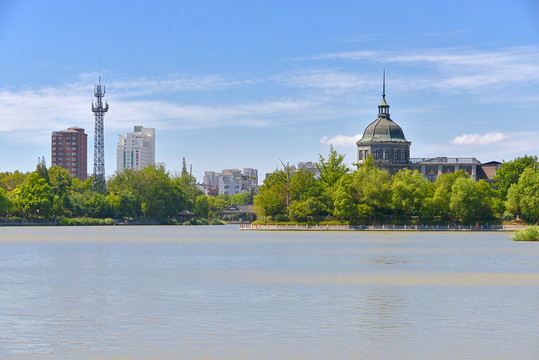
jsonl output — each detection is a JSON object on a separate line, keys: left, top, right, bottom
{"left": 0, "top": 226, "right": 538, "bottom": 359}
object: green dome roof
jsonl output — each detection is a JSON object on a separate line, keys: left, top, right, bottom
{"left": 357, "top": 115, "right": 408, "bottom": 143}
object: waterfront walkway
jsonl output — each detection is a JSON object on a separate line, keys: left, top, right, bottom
{"left": 240, "top": 224, "right": 523, "bottom": 231}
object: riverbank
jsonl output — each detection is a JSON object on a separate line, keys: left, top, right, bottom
{"left": 0, "top": 219, "right": 161, "bottom": 226}
{"left": 240, "top": 224, "right": 524, "bottom": 231}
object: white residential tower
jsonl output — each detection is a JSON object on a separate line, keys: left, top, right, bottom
{"left": 116, "top": 125, "right": 155, "bottom": 173}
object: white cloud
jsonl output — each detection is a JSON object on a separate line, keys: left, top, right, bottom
{"left": 320, "top": 134, "right": 362, "bottom": 147}
{"left": 451, "top": 132, "right": 507, "bottom": 145}
{"left": 306, "top": 46, "right": 539, "bottom": 95}
{"left": 278, "top": 69, "right": 373, "bottom": 92}
{"left": 111, "top": 74, "right": 258, "bottom": 98}
{"left": 0, "top": 75, "right": 328, "bottom": 145}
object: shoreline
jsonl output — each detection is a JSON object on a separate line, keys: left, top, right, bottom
{"left": 0, "top": 221, "right": 524, "bottom": 231}
{"left": 240, "top": 224, "right": 523, "bottom": 232}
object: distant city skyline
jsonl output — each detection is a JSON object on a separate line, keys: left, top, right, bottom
{"left": 1, "top": 0, "right": 538, "bottom": 182}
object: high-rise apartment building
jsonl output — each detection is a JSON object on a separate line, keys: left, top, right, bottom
{"left": 116, "top": 125, "right": 155, "bottom": 173}
{"left": 51, "top": 126, "right": 88, "bottom": 180}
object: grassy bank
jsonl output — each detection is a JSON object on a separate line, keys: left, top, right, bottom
{"left": 511, "top": 226, "right": 539, "bottom": 241}
{"left": 59, "top": 217, "right": 115, "bottom": 226}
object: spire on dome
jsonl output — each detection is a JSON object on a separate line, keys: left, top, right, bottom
{"left": 382, "top": 68, "right": 386, "bottom": 98}
{"left": 378, "top": 68, "right": 389, "bottom": 114}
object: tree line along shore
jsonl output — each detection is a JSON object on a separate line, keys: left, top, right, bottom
{"left": 1, "top": 148, "right": 538, "bottom": 234}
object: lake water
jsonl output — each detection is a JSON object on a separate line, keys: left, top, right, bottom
{"left": 0, "top": 226, "right": 538, "bottom": 359}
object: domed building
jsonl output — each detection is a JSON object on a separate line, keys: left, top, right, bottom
{"left": 356, "top": 73, "right": 411, "bottom": 174}
{"left": 356, "top": 72, "right": 496, "bottom": 182}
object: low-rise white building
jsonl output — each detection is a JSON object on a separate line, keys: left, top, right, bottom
{"left": 117, "top": 125, "right": 155, "bottom": 173}
{"left": 203, "top": 168, "right": 259, "bottom": 196}
{"left": 218, "top": 169, "right": 243, "bottom": 196}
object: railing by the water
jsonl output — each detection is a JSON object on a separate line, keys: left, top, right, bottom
{"left": 0, "top": 218, "right": 58, "bottom": 226}
{"left": 240, "top": 224, "right": 522, "bottom": 231}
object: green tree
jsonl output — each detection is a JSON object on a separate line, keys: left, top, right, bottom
{"left": 48, "top": 166, "right": 72, "bottom": 197}
{"left": 195, "top": 195, "right": 210, "bottom": 218}
{"left": 229, "top": 191, "right": 254, "bottom": 205}
{"left": 332, "top": 160, "right": 391, "bottom": 224}
{"left": 0, "top": 171, "right": 29, "bottom": 190}
{"left": 426, "top": 171, "right": 470, "bottom": 222}
{"left": 507, "top": 168, "right": 539, "bottom": 223}
{"left": 70, "top": 192, "right": 90, "bottom": 217}
{"left": 317, "top": 144, "right": 349, "bottom": 188}
{"left": 175, "top": 169, "right": 202, "bottom": 211}
{"left": 391, "top": 169, "right": 429, "bottom": 222}
{"left": 108, "top": 165, "right": 186, "bottom": 218}
{"left": 86, "top": 192, "right": 112, "bottom": 218}
{"left": 289, "top": 197, "right": 324, "bottom": 222}
{"left": 254, "top": 169, "right": 289, "bottom": 219}
{"left": 48, "top": 166, "right": 73, "bottom": 216}
{"left": 18, "top": 172, "right": 53, "bottom": 217}
{"left": 332, "top": 174, "right": 359, "bottom": 221}
{"left": 108, "top": 190, "right": 139, "bottom": 218}
{"left": 36, "top": 156, "right": 49, "bottom": 183}
{"left": 254, "top": 187, "right": 284, "bottom": 221}
{"left": 208, "top": 196, "right": 229, "bottom": 217}
{"left": 449, "top": 177, "right": 482, "bottom": 224}
{"left": 0, "top": 188, "right": 13, "bottom": 216}
{"left": 71, "top": 176, "right": 93, "bottom": 193}
{"left": 494, "top": 155, "right": 538, "bottom": 200}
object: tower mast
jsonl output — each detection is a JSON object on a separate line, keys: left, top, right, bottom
{"left": 92, "top": 70, "right": 109, "bottom": 192}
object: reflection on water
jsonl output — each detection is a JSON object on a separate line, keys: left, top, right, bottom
{"left": 0, "top": 226, "right": 538, "bottom": 359}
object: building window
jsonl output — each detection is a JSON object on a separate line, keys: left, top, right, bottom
{"left": 358, "top": 150, "right": 363, "bottom": 160}
{"left": 374, "top": 149, "right": 379, "bottom": 159}
{"left": 72, "top": 142, "right": 76, "bottom": 145}
{"left": 394, "top": 150, "right": 398, "bottom": 160}
{"left": 383, "top": 150, "right": 388, "bottom": 160}
{"left": 401, "top": 150, "right": 406, "bottom": 160}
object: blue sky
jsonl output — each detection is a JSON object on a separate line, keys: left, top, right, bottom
{"left": 1, "top": 0, "right": 538, "bottom": 182}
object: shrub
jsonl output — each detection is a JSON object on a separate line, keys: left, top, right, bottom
{"left": 59, "top": 217, "right": 115, "bottom": 226}
{"left": 210, "top": 219, "right": 226, "bottom": 225}
{"left": 511, "top": 226, "right": 539, "bottom": 241}
{"left": 183, "top": 218, "right": 210, "bottom": 226}
{"left": 160, "top": 219, "right": 179, "bottom": 225}
{"left": 502, "top": 211, "right": 515, "bottom": 222}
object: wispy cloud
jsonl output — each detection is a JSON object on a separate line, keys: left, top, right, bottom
{"left": 278, "top": 69, "right": 373, "bottom": 91}
{"left": 111, "top": 74, "right": 258, "bottom": 98}
{"left": 305, "top": 46, "right": 539, "bottom": 95}
{"left": 0, "top": 75, "right": 326, "bottom": 145}
{"left": 451, "top": 132, "right": 507, "bottom": 145}
{"left": 320, "top": 134, "right": 362, "bottom": 147}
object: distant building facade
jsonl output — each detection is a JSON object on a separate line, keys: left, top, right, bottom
{"left": 265, "top": 162, "right": 319, "bottom": 180}
{"left": 203, "top": 168, "right": 258, "bottom": 196}
{"left": 117, "top": 125, "right": 155, "bottom": 173}
{"left": 51, "top": 126, "right": 88, "bottom": 180}
{"left": 203, "top": 171, "right": 219, "bottom": 187}
{"left": 356, "top": 74, "right": 495, "bottom": 182}
{"left": 298, "top": 161, "right": 319, "bottom": 177}
{"left": 242, "top": 168, "right": 258, "bottom": 190}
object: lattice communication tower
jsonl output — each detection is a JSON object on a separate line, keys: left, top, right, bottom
{"left": 92, "top": 75, "right": 109, "bottom": 192}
